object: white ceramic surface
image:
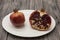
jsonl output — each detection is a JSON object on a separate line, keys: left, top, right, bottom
{"left": 2, "top": 10, "right": 56, "bottom": 37}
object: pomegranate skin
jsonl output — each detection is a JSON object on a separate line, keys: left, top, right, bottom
{"left": 10, "top": 11, "right": 25, "bottom": 27}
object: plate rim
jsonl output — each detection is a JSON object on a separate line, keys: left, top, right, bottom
{"left": 2, "top": 10, "right": 56, "bottom": 37}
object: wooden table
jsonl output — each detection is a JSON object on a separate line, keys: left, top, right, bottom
{"left": 0, "top": 0, "right": 60, "bottom": 40}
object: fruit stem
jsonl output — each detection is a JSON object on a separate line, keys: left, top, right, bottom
{"left": 13, "top": 9, "right": 18, "bottom": 13}
{"left": 41, "top": 8, "right": 45, "bottom": 12}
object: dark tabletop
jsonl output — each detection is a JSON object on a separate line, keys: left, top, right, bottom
{"left": 0, "top": 0, "right": 60, "bottom": 40}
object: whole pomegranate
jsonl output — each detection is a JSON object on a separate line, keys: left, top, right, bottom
{"left": 10, "top": 9, "right": 25, "bottom": 28}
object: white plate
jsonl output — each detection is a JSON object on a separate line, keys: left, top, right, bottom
{"left": 2, "top": 10, "right": 56, "bottom": 37}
